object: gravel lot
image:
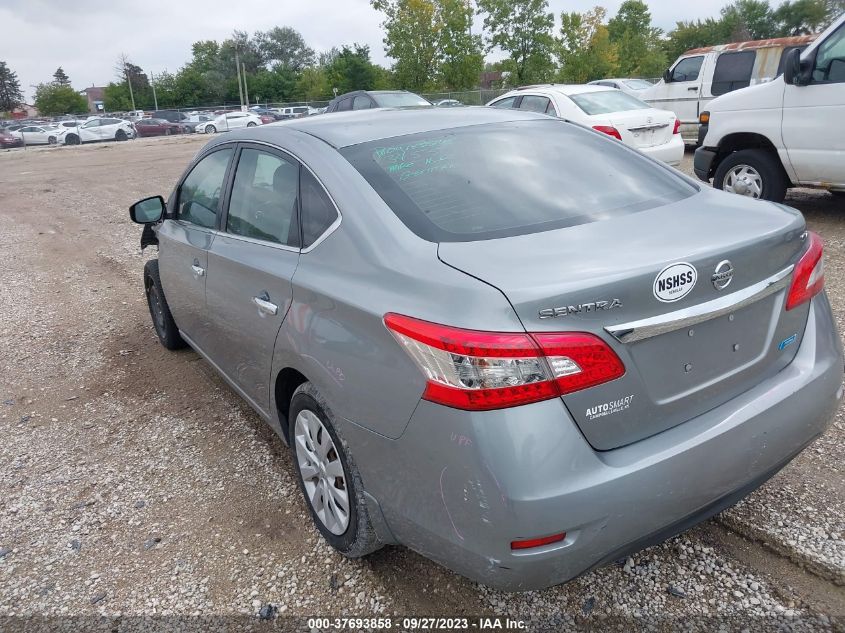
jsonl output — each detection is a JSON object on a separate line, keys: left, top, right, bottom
{"left": 0, "top": 136, "right": 843, "bottom": 631}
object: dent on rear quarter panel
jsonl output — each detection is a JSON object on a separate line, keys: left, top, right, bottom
{"left": 266, "top": 135, "right": 524, "bottom": 440}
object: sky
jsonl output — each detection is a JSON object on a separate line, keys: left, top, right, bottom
{"left": 1, "top": 0, "right": 731, "bottom": 102}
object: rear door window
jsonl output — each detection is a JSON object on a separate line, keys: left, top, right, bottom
{"left": 352, "top": 95, "right": 372, "bottom": 110}
{"left": 671, "top": 56, "right": 703, "bottom": 82}
{"left": 336, "top": 98, "right": 352, "bottom": 112}
{"left": 711, "top": 50, "right": 756, "bottom": 95}
{"left": 490, "top": 96, "right": 517, "bottom": 109}
{"left": 300, "top": 169, "right": 339, "bottom": 248}
{"left": 341, "top": 120, "right": 695, "bottom": 242}
{"left": 226, "top": 148, "right": 299, "bottom": 246}
{"left": 177, "top": 148, "right": 233, "bottom": 229}
{"left": 518, "top": 95, "right": 551, "bottom": 113}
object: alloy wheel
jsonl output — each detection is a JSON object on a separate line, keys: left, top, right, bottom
{"left": 723, "top": 164, "right": 763, "bottom": 198}
{"left": 294, "top": 409, "right": 350, "bottom": 535}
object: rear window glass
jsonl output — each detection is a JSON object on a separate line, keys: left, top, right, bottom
{"left": 623, "top": 79, "right": 653, "bottom": 90}
{"left": 568, "top": 91, "right": 649, "bottom": 115}
{"left": 374, "top": 93, "right": 431, "bottom": 107}
{"left": 341, "top": 120, "right": 695, "bottom": 242}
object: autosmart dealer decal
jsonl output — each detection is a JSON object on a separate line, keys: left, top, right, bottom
{"left": 586, "top": 395, "right": 635, "bottom": 421}
{"left": 653, "top": 262, "right": 697, "bottom": 303}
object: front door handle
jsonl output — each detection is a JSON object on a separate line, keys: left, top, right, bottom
{"left": 687, "top": 86, "right": 698, "bottom": 91}
{"left": 252, "top": 292, "right": 278, "bottom": 316}
{"left": 191, "top": 264, "right": 205, "bottom": 277}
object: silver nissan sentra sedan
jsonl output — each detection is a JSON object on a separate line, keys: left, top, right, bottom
{"left": 129, "top": 107, "right": 843, "bottom": 591}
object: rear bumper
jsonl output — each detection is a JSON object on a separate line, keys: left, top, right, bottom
{"left": 341, "top": 294, "right": 843, "bottom": 591}
{"left": 639, "top": 134, "right": 684, "bottom": 167}
{"left": 694, "top": 146, "right": 718, "bottom": 182}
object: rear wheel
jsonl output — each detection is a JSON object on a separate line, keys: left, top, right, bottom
{"left": 247, "top": 121, "right": 257, "bottom": 127}
{"left": 143, "top": 259, "right": 185, "bottom": 350}
{"left": 290, "top": 383, "right": 381, "bottom": 557}
{"left": 206, "top": 124, "right": 216, "bottom": 134}
{"left": 115, "top": 129, "right": 127, "bottom": 141}
{"left": 65, "top": 134, "right": 80, "bottom": 145}
{"left": 714, "top": 149, "right": 788, "bottom": 203}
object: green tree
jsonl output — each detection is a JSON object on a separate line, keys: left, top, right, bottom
{"left": 437, "top": 0, "right": 484, "bottom": 89}
{"left": 52, "top": 67, "right": 71, "bottom": 86}
{"left": 0, "top": 61, "right": 24, "bottom": 112}
{"left": 256, "top": 27, "right": 316, "bottom": 71}
{"left": 477, "top": 0, "right": 556, "bottom": 84}
{"left": 558, "top": 7, "right": 619, "bottom": 82}
{"left": 664, "top": 18, "right": 732, "bottom": 61}
{"left": 248, "top": 67, "right": 297, "bottom": 104}
{"left": 33, "top": 83, "right": 88, "bottom": 116}
{"left": 372, "top": 0, "right": 441, "bottom": 91}
{"left": 775, "top": 0, "right": 830, "bottom": 35}
{"left": 324, "top": 44, "right": 380, "bottom": 94}
{"left": 720, "top": 0, "right": 778, "bottom": 40}
{"left": 295, "top": 66, "right": 331, "bottom": 101}
{"left": 607, "top": 0, "right": 666, "bottom": 77}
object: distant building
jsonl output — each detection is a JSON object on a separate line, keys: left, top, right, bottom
{"left": 480, "top": 71, "right": 508, "bottom": 89}
{"left": 10, "top": 104, "right": 38, "bottom": 119}
{"left": 80, "top": 86, "right": 106, "bottom": 113}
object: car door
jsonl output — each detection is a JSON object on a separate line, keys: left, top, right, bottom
{"left": 157, "top": 146, "right": 234, "bottom": 350}
{"left": 18, "top": 126, "right": 39, "bottom": 144}
{"left": 782, "top": 21, "right": 845, "bottom": 185}
{"left": 643, "top": 55, "right": 705, "bottom": 128}
{"left": 79, "top": 119, "right": 100, "bottom": 141}
{"left": 203, "top": 144, "right": 301, "bottom": 413}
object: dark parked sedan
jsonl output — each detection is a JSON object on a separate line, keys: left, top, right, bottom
{"left": 128, "top": 108, "right": 842, "bottom": 591}
{"left": 0, "top": 130, "right": 24, "bottom": 148}
{"left": 135, "top": 118, "right": 185, "bottom": 137}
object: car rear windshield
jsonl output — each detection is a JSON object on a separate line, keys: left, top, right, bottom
{"left": 623, "top": 79, "right": 654, "bottom": 90}
{"left": 569, "top": 90, "right": 650, "bottom": 115}
{"left": 374, "top": 93, "right": 431, "bottom": 107}
{"left": 341, "top": 119, "right": 696, "bottom": 242}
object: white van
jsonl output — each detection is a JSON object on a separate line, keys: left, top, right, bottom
{"left": 694, "top": 13, "right": 845, "bottom": 202}
{"left": 641, "top": 34, "right": 815, "bottom": 143}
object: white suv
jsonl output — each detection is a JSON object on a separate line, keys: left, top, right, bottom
{"left": 694, "top": 13, "right": 845, "bottom": 201}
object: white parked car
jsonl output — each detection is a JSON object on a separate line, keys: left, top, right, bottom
{"left": 61, "top": 117, "right": 135, "bottom": 145}
{"left": 694, "top": 12, "right": 845, "bottom": 201}
{"left": 11, "top": 125, "right": 63, "bottom": 145}
{"left": 588, "top": 78, "right": 655, "bottom": 96}
{"left": 487, "top": 85, "right": 684, "bottom": 167}
{"left": 198, "top": 111, "right": 263, "bottom": 134}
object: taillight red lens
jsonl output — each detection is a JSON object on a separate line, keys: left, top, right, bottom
{"left": 786, "top": 232, "right": 824, "bottom": 310}
{"left": 592, "top": 125, "right": 622, "bottom": 140}
{"left": 384, "top": 314, "right": 625, "bottom": 411}
{"left": 673, "top": 118, "right": 681, "bottom": 134}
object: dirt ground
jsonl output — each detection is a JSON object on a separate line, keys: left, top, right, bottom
{"left": 0, "top": 136, "right": 843, "bottom": 631}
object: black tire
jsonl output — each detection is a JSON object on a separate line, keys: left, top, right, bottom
{"left": 206, "top": 124, "right": 216, "bottom": 134}
{"left": 289, "top": 382, "right": 381, "bottom": 558}
{"left": 115, "top": 129, "right": 127, "bottom": 141}
{"left": 247, "top": 121, "right": 257, "bottom": 127}
{"left": 143, "top": 259, "right": 185, "bottom": 350}
{"left": 48, "top": 136, "right": 57, "bottom": 145}
{"left": 713, "top": 149, "right": 788, "bottom": 203}
{"left": 65, "top": 134, "right": 80, "bottom": 145}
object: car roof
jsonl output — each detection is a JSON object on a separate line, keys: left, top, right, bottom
{"left": 507, "top": 83, "right": 618, "bottom": 96}
{"left": 218, "top": 107, "right": 550, "bottom": 149}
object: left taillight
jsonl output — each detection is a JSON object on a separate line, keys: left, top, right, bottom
{"left": 673, "top": 118, "right": 681, "bottom": 134}
{"left": 786, "top": 231, "right": 824, "bottom": 310}
{"left": 383, "top": 313, "right": 625, "bottom": 411}
{"left": 592, "top": 125, "right": 622, "bottom": 140}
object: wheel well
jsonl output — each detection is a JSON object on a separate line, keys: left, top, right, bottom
{"left": 713, "top": 133, "right": 779, "bottom": 174}
{"left": 274, "top": 368, "right": 308, "bottom": 441}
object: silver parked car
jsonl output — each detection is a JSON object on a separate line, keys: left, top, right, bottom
{"left": 129, "top": 108, "right": 842, "bottom": 591}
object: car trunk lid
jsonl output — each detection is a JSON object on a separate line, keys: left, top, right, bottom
{"left": 603, "top": 108, "right": 675, "bottom": 149}
{"left": 438, "top": 190, "right": 810, "bottom": 450}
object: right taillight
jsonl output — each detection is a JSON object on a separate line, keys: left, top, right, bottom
{"left": 383, "top": 313, "right": 625, "bottom": 411}
{"left": 673, "top": 118, "right": 681, "bottom": 134}
{"left": 786, "top": 232, "right": 824, "bottom": 310}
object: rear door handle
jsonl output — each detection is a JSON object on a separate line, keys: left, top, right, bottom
{"left": 687, "top": 87, "right": 698, "bottom": 91}
{"left": 191, "top": 264, "right": 205, "bottom": 277}
{"left": 252, "top": 292, "right": 278, "bottom": 316}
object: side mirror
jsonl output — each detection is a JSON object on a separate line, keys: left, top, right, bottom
{"left": 130, "top": 195, "right": 166, "bottom": 224}
{"left": 783, "top": 48, "right": 801, "bottom": 85}
{"left": 662, "top": 68, "right": 672, "bottom": 83}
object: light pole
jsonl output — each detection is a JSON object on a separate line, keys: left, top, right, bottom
{"left": 150, "top": 71, "right": 158, "bottom": 111}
